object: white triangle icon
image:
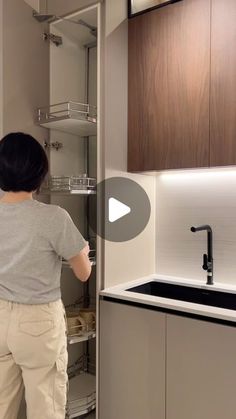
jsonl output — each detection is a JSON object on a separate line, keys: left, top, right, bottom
{"left": 108, "top": 198, "right": 131, "bottom": 223}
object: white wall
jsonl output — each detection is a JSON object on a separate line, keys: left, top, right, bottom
{"left": 49, "top": 23, "right": 87, "bottom": 177}
{"left": 23, "top": 0, "right": 101, "bottom": 17}
{"left": 49, "top": 26, "right": 87, "bottom": 104}
{"left": 88, "top": 46, "right": 97, "bottom": 180}
{"left": 47, "top": 0, "right": 102, "bottom": 16}
{"left": 89, "top": 46, "right": 97, "bottom": 108}
{"left": 102, "top": 0, "right": 156, "bottom": 288}
{"left": 156, "top": 169, "right": 236, "bottom": 285}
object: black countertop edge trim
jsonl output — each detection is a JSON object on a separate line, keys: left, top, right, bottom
{"left": 100, "top": 296, "right": 236, "bottom": 328}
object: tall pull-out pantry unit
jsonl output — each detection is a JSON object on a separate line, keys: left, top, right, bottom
{"left": 36, "top": 5, "right": 100, "bottom": 419}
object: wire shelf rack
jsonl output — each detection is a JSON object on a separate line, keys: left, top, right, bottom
{"left": 63, "top": 249, "right": 96, "bottom": 268}
{"left": 37, "top": 101, "right": 97, "bottom": 136}
{"left": 66, "top": 307, "right": 96, "bottom": 345}
{"left": 42, "top": 175, "right": 96, "bottom": 194}
{"left": 67, "top": 355, "right": 96, "bottom": 418}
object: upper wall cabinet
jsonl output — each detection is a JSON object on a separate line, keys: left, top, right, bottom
{"left": 210, "top": 0, "right": 236, "bottom": 167}
{"left": 128, "top": 0, "right": 236, "bottom": 172}
{"left": 128, "top": 0, "right": 211, "bottom": 171}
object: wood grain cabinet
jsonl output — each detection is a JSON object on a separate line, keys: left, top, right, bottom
{"left": 128, "top": 0, "right": 236, "bottom": 171}
{"left": 210, "top": 0, "right": 236, "bottom": 166}
{"left": 99, "top": 301, "right": 165, "bottom": 419}
{"left": 167, "top": 315, "right": 236, "bottom": 419}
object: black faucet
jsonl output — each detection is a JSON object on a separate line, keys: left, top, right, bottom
{"left": 190, "top": 225, "right": 213, "bottom": 285}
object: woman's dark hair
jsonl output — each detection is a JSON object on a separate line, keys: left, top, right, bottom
{"left": 0, "top": 132, "right": 48, "bottom": 193}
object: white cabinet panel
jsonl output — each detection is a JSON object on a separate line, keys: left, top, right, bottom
{"left": 99, "top": 300, "right": 165, "bottom": 419}
{"left": 167, "top": 315, "right": 236, "bottom": 419}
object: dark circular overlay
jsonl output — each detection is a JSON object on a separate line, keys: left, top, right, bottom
{"left": 88, "top": 177, "right": 151, "bottom": 242}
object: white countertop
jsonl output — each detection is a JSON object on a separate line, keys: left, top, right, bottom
{"left": 100, "top": 274, "right": 236, "bottom": 323}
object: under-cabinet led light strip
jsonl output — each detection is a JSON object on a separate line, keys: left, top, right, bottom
{"left": 160, "top": 168, "right": 236, "bottom": 181}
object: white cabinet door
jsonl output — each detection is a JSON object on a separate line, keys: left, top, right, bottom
{"left": 99, "top": 300, "right": 165, "bottom": 419}
{"left": 167, "top": 315, "right": 236, "bottom": 419}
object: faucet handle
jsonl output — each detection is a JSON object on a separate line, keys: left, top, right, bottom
{"left": 202, "top": 254, "right": 208, "bottom": 270}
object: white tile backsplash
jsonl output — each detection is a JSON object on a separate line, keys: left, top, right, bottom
{"left": 156, "top": 169, "right": 236, "bottom": 285}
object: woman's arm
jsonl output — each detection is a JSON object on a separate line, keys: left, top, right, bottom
{"left": 68, "top": 244, "right": 91, "bottom": 282}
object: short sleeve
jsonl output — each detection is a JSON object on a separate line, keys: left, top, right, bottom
{"left": 51, "top": 207, "right": 87, "bottom": 260}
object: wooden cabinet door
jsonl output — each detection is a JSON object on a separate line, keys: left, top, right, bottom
{"left": 128, "top": 0, "right": 210, "bottom": 171}
{"left": 167, "top": 315, "right": 236, "bottom": 419}
{"left": 210, "top": 0, "right": 236, "bottom": 166}
{"left": 99, "top": 301, "right": 165, "bottom": 419}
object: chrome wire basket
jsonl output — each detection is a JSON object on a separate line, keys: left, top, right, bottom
{"left": 66, "top": 308, "right": 96, "bottom": 338}
{"left": 66, "top": 374, "right": 96, "bottom": 418}
{"left": 43, "top": 175, "right": 96, "bottom": 192}
{"left": 62, "top": 248, "right": 96, "bottom": 269}
{"left": 67, "top": 356, "right": 96, "bottom": 418}
{"left": 37, "top": 101, "right": 97, "bottom": 124}
{"left": 88, "top": 249, "right": 96, "bottom": 265}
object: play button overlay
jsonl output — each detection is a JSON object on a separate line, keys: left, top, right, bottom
{"left": 88, "top": 177, "right": 151, "bottom": 242}
{"left": 108, "top": 198, "right": 131, "bottom": 223}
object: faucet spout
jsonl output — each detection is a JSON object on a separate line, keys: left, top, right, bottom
{"left": 191, "top": 225, "right": 213, "bottom": 285}
{"left": 191, "top": 225, "right": 212, "bottom": 234}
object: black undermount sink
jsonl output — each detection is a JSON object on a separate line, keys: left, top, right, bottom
{"left": 126, "top": 281, "right": 236, "bottom": 311}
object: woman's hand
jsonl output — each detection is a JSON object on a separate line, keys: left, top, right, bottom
{"left": 67, "top": 243, "right": 92, "bottom": 282}
{"left": 81, "top": 243, "right": 90, "bottom": 257}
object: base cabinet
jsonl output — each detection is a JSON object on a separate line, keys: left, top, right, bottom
{"left": 100, "top": 302, "right": 236, "bottom": 419}
{"left": 167, "top": 315, "right": 236, "bottom": 419}
{"left": 99, "top": 301, "right": 165, "bottom": 419}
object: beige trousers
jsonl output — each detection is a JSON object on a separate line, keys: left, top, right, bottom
{"left": 0, "top": 298, "right": 68, "bottom": 419}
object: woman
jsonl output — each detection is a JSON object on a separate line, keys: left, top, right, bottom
{"left": 0, "top": 132, "right": 91, "bottom": 419}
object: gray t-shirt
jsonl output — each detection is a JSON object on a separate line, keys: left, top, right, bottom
{"left": 0, "top": 199, "right": 86, "bottom": 304}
